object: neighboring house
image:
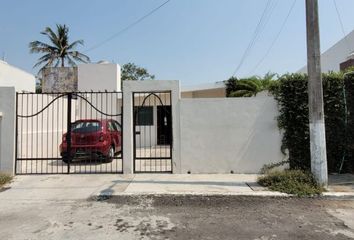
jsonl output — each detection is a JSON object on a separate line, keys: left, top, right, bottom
{"left": 181, "top": 81, "right": 226, "bottom": 98}
{"left": 78, "top": 61, "right": 121, "bottom": 92}
{"left": 298, "top": 29, "right": 354, "bottom": 73}
{"left": 0, "top": 60, "right": 35, "bottom": 92}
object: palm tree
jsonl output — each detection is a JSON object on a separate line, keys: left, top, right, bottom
{"left": 229, "top": 77, "right": 262, "bottom": 97}
{"left": 226, "top": 76, "right": 262, "bottom": 97}
{"left": 225, "top": 72, "right": 278, "bottom": 97}
{"left": 29, "top": 24, "right": 90, "bottom": 72}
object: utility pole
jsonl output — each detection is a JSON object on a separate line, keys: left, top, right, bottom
{"left": 305, "top": 0, "right": 328, "bottom": 186}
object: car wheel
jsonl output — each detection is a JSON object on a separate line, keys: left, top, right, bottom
{"left": 62, "top": 157, "right": 70, "bottom": 164}
{"left": 104, "top": 146, "right": 114, "bottom": 163}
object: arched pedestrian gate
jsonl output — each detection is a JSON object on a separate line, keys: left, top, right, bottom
{"left": 15, "top": 91, "right": 123, "bottom": 174}
{"left": 133, "top": 91, "right": 173, "bottom": 173}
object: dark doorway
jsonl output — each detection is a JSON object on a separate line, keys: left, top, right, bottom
{"left": 157, "top": 105, "right": 172, "bottom": 145}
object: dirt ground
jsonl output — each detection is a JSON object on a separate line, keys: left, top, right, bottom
{"left": 1, "top": 195, "right": 354, "bottom": 240}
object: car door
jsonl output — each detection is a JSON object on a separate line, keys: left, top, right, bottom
{"left": 108, "top": 121, "right": 120, "bottom": 152}
{"left": 113, "top": 120, "right": 122, "bottom": 152}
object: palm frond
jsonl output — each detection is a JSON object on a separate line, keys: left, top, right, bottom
{"left": 67, "top": 40, "right": 84, "bottom": 50}
{"left": 29, "top": 41, "right": 57, "bottom": 53}
{"left": 41, "top": 27, "right": 61, "bottom": 48}
{"left": 66, "top": 56, "right": 77, "bottom": 67}
{"left": 33, "top": 54, "right": 55, "bottom": 68}
{"left": 229, "top": 90, "right": 254, "bottom": 97}
{"left": 69, "top": 51, "right": 90, "bottom": 63}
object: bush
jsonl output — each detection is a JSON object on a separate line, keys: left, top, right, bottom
{"left": 258, "top": 170, "right": 325, "bottom": 196}
{"left": 269, "top": 72, "right": 353, "bottom": 173}
{"left": 345, "top": 72, "right": 354, "bottom": 171}
{"left": 0, "top": 172, "right": 12, "bottom": 188}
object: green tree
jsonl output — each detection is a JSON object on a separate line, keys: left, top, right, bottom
{"left": 226, "top": 72, "right": 278, "bottom": 97}
{"left": 121, "top": 63, "right": 155, "bottom": 81}
{"left": 226, "top": 76, "right": 262, "bottom": 97}
{"left": 29, "top": 24, "right": 90, "bottom": 72}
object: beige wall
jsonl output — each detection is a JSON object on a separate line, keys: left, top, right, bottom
{"left": 181, "top": 87, "right": 226, "bottom": 98}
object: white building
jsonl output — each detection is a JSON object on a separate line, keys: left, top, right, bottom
{"left": 298, "top": 29, "right": 354, "bottom": 73}
{"left": 0, "top": 60, "right": 35, "bottom": 92}
{"left": 78, "top": 61, "right": 121, "bottom": 92}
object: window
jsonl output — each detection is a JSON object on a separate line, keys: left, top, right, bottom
{"left": 135, "top": 106, "right": 153, "bottom": 126}
{"left": 108, "top": 121, "right": 116, "bottom": 131}
{"left": 108, "top": 121, "right": 121, "bottom": 131}
{"left": 113, "top": 121, "right": 121, "bottom": 130}
{"left": 72, "top": 121, "right": 100, "bottom": 133}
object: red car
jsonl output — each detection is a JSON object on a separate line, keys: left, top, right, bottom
{"left": 59, "top": 119, "right": 122, "bottom": 163}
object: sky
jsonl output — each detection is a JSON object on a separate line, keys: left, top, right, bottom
{"left": 1, "top": 0, "right": 354, "bottom": 86}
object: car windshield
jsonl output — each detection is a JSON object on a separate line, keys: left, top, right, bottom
{"left": 72, "top": 121, "right": 101, "bottom": 133}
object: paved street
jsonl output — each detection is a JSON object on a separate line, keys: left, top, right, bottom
{"left": 0, "top": 175, "right": 354, "bottom": 239}
{"left": 0, "top": 195, "right": 354, "bottom": 240}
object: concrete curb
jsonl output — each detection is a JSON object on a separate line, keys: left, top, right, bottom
{"left": 322, "top": 192, "right": 354, "bottom": 200}
{"left": 91, "top": 191, "right": 290, "bottom": 198}
{"left": 91, "top": 191, "right": 354, "bottom": 199}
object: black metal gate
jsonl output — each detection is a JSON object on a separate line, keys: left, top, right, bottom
{"left": 133, "top": 91, "right": 172, "bottom": 173}
{"left": 15, "top": 91, "right": 123, "bottom": 174}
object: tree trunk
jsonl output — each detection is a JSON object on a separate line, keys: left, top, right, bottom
{"left": 61, "top": 57, "right": 64, "bottom": 67}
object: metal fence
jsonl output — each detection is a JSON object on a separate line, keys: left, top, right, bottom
{"left": 133, "top": 91, "right": 172, "bottom": 173}
{"left": 15, "top": 91, "right": 123, "bottom": 174}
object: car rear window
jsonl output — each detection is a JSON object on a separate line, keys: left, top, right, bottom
{"left": 72, "top": 121, "right": 101, "bottom": 133}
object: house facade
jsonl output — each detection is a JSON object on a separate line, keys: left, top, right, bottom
{"left": 0, "top": 60, "right": 35, "bottom": 92}
{"left": 298, "top": 29, "right": 354, "bottom": 73}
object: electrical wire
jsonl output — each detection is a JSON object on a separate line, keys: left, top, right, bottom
{"left": 84, "top": 0, "right": 171, "bottom": 53}
{"left": 232, "top": 0, "right": 274, "bottom": 76}
{"left": 333, "top": 0, "right": 352, "bottom": 53}
{"left": 249, "top": 0, "right": 297, "bottom": 75}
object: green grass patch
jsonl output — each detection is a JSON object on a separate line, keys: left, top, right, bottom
{"left": 0, "top": 172, "right": 12, "bottom": 188}
{"left": 258, "top": 170, "right": 325, "bottom": 196}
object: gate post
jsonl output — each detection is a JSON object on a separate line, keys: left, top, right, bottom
{"left": 66, "top": 93, "right": 72, "bottom": 174}
{"left": 122, "top": 88, "right": 134, "bottom": 174}
{"left": 0, "top": 87, "right": 16, "bottom": 174}
{"left": 122, "top": 80, "right": 181, "bottom": 174}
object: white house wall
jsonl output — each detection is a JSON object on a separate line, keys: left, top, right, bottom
{"left": 0, "top": 61, "right": 35, "bottom": 92}
{"left": 78, "top": 63, "right": 121, "bottom": 92}
{"left": 16, "top": 94, "right": 72, "bottom": 160}
{"left": 298, "top": 29, "right": 354, "bottom": 73}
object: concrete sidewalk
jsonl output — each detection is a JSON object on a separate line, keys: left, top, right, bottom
{"left": 0, "top": 174, "right": 287, "bottom": 200}
{"left": 1, "top": 174, "right": 354, "bottom": 200}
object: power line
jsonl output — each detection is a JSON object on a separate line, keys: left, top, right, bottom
{"left": 249, "top": 0, "right": 297, "bottom": 75}
{"left": 333, "top": 0, "right": 352, "bottom": 53}
{"left": 232, "top": 0, "right": 274, "bottom": 77}
{"left": 84, "top": 0, "right": 171, "bottom": 53}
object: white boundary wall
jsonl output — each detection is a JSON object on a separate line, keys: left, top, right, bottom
{"left": 179, "top": 92, "right": 283, "bottom": 173}
{"left": 1, "top": 81, "right": 283, "bottom": 175}
{"left": 0, "top": 87, "right": 16, "bottom": 173}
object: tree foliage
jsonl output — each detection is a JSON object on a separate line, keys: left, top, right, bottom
{"left": 29, "top": 24, "right": 90, "bottom": 73}
{"left": 121, "top": 63, "right": 155, "bottom": 81}
{"left": 226, "top": 72, "right": 277, "bottom": 97}
{"left": 269, "top": 72, "right": 354, "bottom": 173}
